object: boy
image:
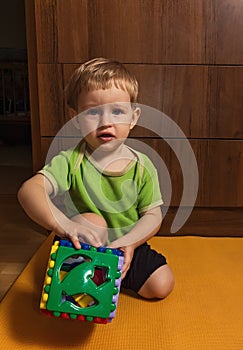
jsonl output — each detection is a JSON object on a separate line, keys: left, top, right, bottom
{"left": 18, "top": 58, "right": 174, "bottom": 299}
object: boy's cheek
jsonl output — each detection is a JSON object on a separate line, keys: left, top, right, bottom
{"left": 77, "top": 117, "right": 99, "bottom": 136}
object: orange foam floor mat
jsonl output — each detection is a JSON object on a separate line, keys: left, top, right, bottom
{"left": 1, "top": 233, "right": 243, "bottom": 350}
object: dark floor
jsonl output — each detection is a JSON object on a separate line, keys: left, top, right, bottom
{"left": 0, "top": 144, "right": 46, "bottom": 301}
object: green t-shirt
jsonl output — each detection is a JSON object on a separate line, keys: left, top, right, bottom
{"left": 39, "top": 143, "right": 163, "bottom": 242}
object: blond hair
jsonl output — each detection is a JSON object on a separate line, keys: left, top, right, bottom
{"left": 65, "top": 58, "right": 139, "bottom": 110}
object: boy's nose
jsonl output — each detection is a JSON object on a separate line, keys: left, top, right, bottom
{"left": 99, "top": 111, "right": 113, "bottom": 127}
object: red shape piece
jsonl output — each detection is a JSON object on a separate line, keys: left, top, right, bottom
{"left": 92, "top": 268, "right": 106, "bottom": 286}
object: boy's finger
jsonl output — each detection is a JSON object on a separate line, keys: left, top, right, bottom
{"left": 71, "top": 236, "right": 81, "bottom": 250}
{"left": 82, "top": 232, "right": 102, "bottom": 248}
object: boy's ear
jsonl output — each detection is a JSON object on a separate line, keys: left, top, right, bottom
{"left": 69, "top": 107, "right": 77, "bottom": 119}
{"left": 130, "top": 107, "right": 141, "bottom": 130}
{"left": 69, "top": 108, "right": 80, "bottom": 129}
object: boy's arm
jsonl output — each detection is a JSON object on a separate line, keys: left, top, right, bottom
{"left": 108, "top": 206, "right": 162, "bottom": 250}
{"left": 17, "top": 174, "right": 104, "bottom": 249}
{"left": 108, "top": 206, "right": 162, "bottom": 279}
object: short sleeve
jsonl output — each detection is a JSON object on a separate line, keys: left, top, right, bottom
{"left": 38, "top": 150, "right": 73, "bottom": 197}
{"left": 137, "top": 154, "right": 163, "bottom": 214}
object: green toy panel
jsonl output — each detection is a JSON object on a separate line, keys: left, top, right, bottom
{"left": 46, "top": 244, "right": 120, "bottom": 318}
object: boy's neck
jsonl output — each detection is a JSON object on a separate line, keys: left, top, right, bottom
{"left": 85, "top": 142, "right": 135, "bottom": 173}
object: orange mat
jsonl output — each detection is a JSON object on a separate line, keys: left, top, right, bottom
{"left": 1, "top": 234, "right": 243, "bottom": 350}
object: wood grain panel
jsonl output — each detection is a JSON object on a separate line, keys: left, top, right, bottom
{"left": 35, "top": 0, "right": 58, "bottom": 63}
{"left": 40, "top": 137, "right": 52, "bottom": 167}
{"left": 25, "top": 0, "right": 243, "bottom": 236}
{"left": 63, "top": 63, "right": 81, "bottom": 118}
{"left": 195, "top": 139, "right": 243, "bottom": 207}
{"left": 129, "top": 138, "right": 243, "bottom": 207}
{"left": 214, "top": 0, "right": 243, "bottom": 64}
{"left": 57, "top": 0, "right": 89, "bottom": 63}
{"left": 41, "top": 136, "right": 81, "bottom": 167}
{"left": 128, "top": 64, "right": 209, "bottom": 138}
{"left": 25, "top": 0, "right": 42, "bottom": 172}
{"left": 37, "top": 64, "right": 64, "bottom": 136}
{"left": 130, "top": 65, "right": 243, "bottom": 139}
{"left": 61, "top": 64, "right": 243, "bottom": 139}
{"left": 185, "top": 139, "right": 243, "bottom": 207}
{"left": 32, "top": 0, "right": 243, "bottom": 65}
{"left": 88, "top": 0, "right": 211, "bottom": 64}
{"left": 208, "top": 66, "right": 243, "bottom": 138}
{"left": 160, "top": 207, "right": 243, "bottom": 236}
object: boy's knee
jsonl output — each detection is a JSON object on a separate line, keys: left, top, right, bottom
{"left": 87, "top": 213, "right": 108, "bottom": 245}
{"left": 155, "top": 269, "right": 174, "bottom": 299}
{"left": 81, "top": 212, "right": 107, "bottom": 229}
{"left": 138, "top": 265, "right": 174, "bottom": 300}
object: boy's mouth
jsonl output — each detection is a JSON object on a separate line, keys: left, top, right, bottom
{"left": 97, "top": 132, "right": 115, "bottom": 142}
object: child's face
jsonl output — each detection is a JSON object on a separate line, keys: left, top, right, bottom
{"left": 73, "top": 84, "right": 140, "bottom": 152}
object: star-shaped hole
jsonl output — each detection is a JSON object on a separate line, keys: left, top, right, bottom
{"left": 91, "top": 267, "right": 109, "bottom": 287}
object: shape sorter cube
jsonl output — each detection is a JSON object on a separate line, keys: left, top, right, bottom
{"left": 40, "top": 239, "right": 124, "bottom": 324}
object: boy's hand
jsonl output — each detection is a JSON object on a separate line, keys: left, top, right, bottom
{"left": 120, "top": 245, "right": 135, "bottom": 279}
{"left": 54, "top": 218, "right": 104, "bottom": 250}
{"left": 108, "top": 242, "right": 135, "bottom": 279}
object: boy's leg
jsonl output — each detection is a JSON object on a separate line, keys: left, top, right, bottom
{"left": 138, "top": 264, "right": 174, "bottom": 299}
{"left": 71, "top": 212, "right": 108, "bottom": 246}
{"left": 122, "top": 243, "right": 174, "bottom": 299}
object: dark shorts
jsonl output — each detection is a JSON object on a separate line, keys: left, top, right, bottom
{"left": 121, "top": 242, "right": 167, "bottom": 293}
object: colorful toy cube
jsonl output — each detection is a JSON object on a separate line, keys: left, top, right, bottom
{"left": 40, "top": 239, "right": 124, "bottom": 324}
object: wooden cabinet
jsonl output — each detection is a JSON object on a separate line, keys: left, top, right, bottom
{"left": 25, "top": 0, "right": 243, "bottom": 235}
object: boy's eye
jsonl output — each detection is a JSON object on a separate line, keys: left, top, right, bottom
{"left": 112, "top": 108, "right": 124, "bottom": 116}
{"left": 87, "top": 108, "right": 100, "bottom": 115}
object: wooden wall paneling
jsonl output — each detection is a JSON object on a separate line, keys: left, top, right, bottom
{"left": 130, "top": 65, "right": 243, "bottom": 139}
{"left": 26, "top": 0, "right": 243, "bottom": 236}
{"left": 40, "top": 138, "right": 53, "bottom": 168}
{"left": 35, "top": 0, "right": 58, "bottom": 63}
{"left": 126, "top": 64, "right": 164, "bottom": 111}
{"left": 178, "top": 139, "right": 243, "bottom": 207}
{"left": 208, "top": 67, "right": 243, "bottom": 138}
{"left": 88, "top": 0, "right": 157, "bottom": 63}
{"left": 160, "top": 65, "right": 210, "bottom": 138}
{"left": 120, "top": 64, "right": 243, "bottom": 137}
{"left": 41, "top": 136, "right": 81, "bottom": 167}
{"left": 160, "top": 207, "right": 243, "bottom": 236}
{"left": 214, "top": 0, "right": 243, "bottom": 64}
{"left": 25, "top": 0, "right": 42, "bottom": 172}
{"left": 196, "top": 139, "right": 243, "bottom": 207}
{"left": 56, "top": 0, "right": 89, "bottom": 63}
{"left": 158, "top": 0, "right": 212, "bottom": 64}
{"left": 132, "top": 138, "right": 243, "bottom": 207}
{"left": 127, "top": 64, "right": 209, "bottom": 138}
{"left": 63, "top": 64, "right": 81, "bottom": 83}
{"left": 32, "top": 0, "right": 243, "bottom": 65}
{"left": 63, "top": 63, "right": 83, "bottom": 119}
{"left": 88, "top": 0, "right": 211, "bottom": 64}
{"left": 132, "top": 138, "right": 199, "bottom": 208}
{"left": 37, "top": 64, "right": 64, "bottom": 136}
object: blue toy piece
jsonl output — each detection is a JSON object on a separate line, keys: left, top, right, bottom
{"left": 40, "top": 239, "right": 124, "bottom": 324}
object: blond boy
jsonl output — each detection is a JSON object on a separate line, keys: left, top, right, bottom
{"left": 18, "top": 58, "right": 174, "bottom": 299}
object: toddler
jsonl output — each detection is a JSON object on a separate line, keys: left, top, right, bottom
{"left": 18, "top": 58, "right": 174, "bottom": 299}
